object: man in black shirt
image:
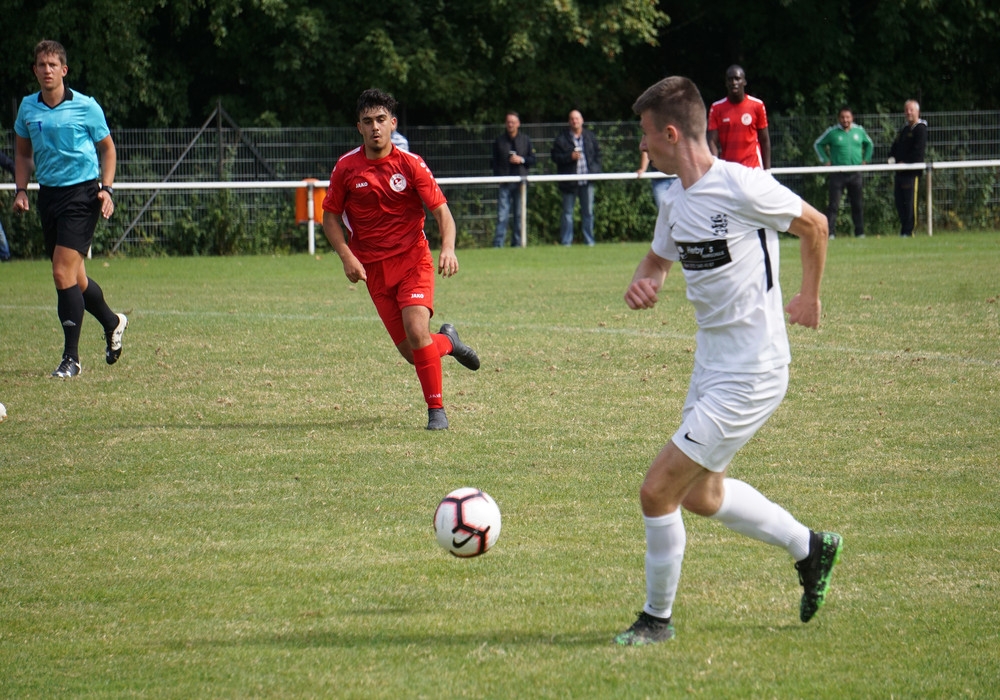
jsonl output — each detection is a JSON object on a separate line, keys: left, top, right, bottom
{"left": 491, "top": 111, "right": 536, "bottom": 247}
{"left": 888, "top": 100, "right": 928, "bottom": 237}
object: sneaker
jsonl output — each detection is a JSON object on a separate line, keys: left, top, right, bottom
{"left": 438, "top": 323, "right": 480, "bottom": 371}
{"left": 613, "top": 611, "right": 675, "bottom": 646}
{"left": 51, "top": 355, "right": 82, "bottom": 378}
{"left": 105, "top": 313, "right": 128, "bottom": 365}
{"left": 426, "top": 408, "right": 449, "bottom": 431}
{"left": 795, "top": 531, "right": 843, "bottom": 622}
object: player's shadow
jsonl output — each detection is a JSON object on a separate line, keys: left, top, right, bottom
{"left": 174, "top": 627, "right": 610, "bottom": 651}
{"left": 111, "top": 416, "right": 400, "bottom": 432}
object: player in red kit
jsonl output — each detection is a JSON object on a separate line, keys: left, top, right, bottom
{"left": 707, "top": 65, "right": 771, "bottom": 170}
{"left": 322, "top": 89, "right": 480, "bottom": 431}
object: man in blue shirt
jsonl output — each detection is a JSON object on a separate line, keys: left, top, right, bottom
{"left": 13, "top": 40, "right": 128, "bottom": 378}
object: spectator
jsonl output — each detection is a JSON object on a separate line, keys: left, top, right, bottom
{"left": 490, "top": 111, "right": 536, "bottom": 247}
{"left": 813, "top": 107, "right": 874, "bottom": 239}
{"left": 636, "top": 148, "right": 674, "bottom": 208}
{"left": 0, "top": 152, "right": 13, "bottom": 261}
{"left": 888, "top": 99, "right": 928, "bottom": 237}
{"left": 551, "top": 110, "right": 602, "bottom": 246}
{"left": 321, "top": 89, "right": 480, "bottom": 431}
{"left": 390, "top": 125, "right": 409, "bottom": 152}
{"left": 707, "top": 65, "right": 771, "bottom": 169}
{"left": 13, "top": 39, "right": 128, "bottom": 377}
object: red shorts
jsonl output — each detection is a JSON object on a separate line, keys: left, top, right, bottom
{"left": 364, "top": 240, "right": 436, "bottom": 345}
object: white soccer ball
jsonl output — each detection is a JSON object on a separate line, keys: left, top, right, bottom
{"left": 433, "top": 487, "right": 502, "bottom": 557}
{"left": 0, "top": 402, "right": 6, "bottom": 422}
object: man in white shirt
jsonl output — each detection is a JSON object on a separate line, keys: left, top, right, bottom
{"left": 614, "top": 76, "right": 842, "bottom": 646}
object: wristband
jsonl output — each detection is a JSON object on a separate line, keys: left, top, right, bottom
{"left": 16, "top": 187, "right": 27, "bottom": 195}
{"left": 100, "top": 184, "right": 114, "bottom": 196}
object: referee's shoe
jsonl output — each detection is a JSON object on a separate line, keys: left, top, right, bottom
{"left": 52, "top": 355, "right": 81, "bottom": 378}
{"left": 106, "top": 313, "right": 128, "bottom": 365}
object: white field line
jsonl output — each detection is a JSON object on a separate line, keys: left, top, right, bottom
{"left": 2, "top": 305, "right": 998, "bottom": 367}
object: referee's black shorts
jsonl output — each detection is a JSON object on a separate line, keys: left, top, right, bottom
{"left": 37, "top": 180, "right": 101, "bottom": 259}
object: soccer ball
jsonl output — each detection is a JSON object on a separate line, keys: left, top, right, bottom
{"left": 433, "top": 487, "right": 502, "bottom": 557}
{"left": 0, "top": 402, "right": 6, "bottom": 423}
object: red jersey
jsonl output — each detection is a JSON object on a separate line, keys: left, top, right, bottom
{"left": 708, "top": 95, "right": 768, "bottom": 168}
{"left": 323, "top": 146, "right": 448, "bottom": 263}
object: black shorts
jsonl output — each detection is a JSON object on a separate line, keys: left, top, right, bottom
{"left": 37, "top": 180, "right": 101, "bottom": 259}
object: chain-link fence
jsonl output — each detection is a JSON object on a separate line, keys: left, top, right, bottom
{"left": 2, "top": 110, "right": 998, "bottom": 255}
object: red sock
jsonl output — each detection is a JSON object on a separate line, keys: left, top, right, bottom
{"left": 432, "top": 332, "right": 452, "bottom": 357}
{"left": 412, "top": 343, "right": 444, "bottom": 409}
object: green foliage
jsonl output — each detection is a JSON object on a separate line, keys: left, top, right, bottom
{"left": 4, "top": 0, "right": 1000, "bottom": 129}
{"left": 1, "top": 237, "right": 999, "bottom": 696}
{"left": 648, "top": 0, "right": 1000, "bottom": 116}
{"left": 0, "top": 191, "right": 44, "bottom": 258}
{"left": 161, "top": 191, "right": 301, "bottom": 256}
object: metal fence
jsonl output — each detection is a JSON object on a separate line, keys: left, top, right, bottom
{"left": 2, "top": 110, "right": 999, "bottom": 253}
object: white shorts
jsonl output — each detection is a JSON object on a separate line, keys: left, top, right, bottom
{"left": 671, "top": 363, "right": 789, "bottom": 472}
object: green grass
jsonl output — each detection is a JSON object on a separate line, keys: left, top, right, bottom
{"left": 1, "top": 233, "right": 998, "bottom": 698}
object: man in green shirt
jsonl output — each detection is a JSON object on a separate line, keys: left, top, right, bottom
{"left": 813, "top": 107, "right": 874, "bottom": 239}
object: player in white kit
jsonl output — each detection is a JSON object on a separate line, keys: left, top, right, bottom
{"left": 614, "top": 76, "right": 843, "bottom": 646}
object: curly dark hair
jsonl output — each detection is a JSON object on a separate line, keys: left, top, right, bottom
{"left": 356, "top": 89, "right": 397, "bottom": 121}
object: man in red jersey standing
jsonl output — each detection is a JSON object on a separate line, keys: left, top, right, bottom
{"left": 322, "top": 89, "right": 480, "bottom": 431}
{"left": 707, "top": 65, "right": 771, "bottom": 170}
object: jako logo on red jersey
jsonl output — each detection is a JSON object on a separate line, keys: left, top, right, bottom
{"left": 355, "top": 181, "right": 368, "bottom": 189}
{"left": 390, "top": 174, "right": 407, "bottom": 192}
{"left": 411, "top": 293, "right": 425, "bottom": 299}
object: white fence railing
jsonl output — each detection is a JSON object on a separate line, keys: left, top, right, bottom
{"left": 4, "top": 160, "right": 999, "bottom": 253}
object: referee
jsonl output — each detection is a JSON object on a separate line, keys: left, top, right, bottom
{"left": 13, "top": 40, "right": 128, "bottom": 378}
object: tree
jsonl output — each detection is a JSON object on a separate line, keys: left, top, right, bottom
{"left": 2, "top": 0, "right": 998, "bottom": 130}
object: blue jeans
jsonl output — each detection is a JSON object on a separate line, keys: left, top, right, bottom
{"left": 494, "top": 183, "right": 522, "bottom": 247}
{"left": 560, "top": 184, "right": 595, "bottom": 245}
{"left": 0, "top": 220, "right": 10, "bottom": 261}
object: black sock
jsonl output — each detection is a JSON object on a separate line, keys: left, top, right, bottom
{"left": 82, "top": 277, "right": 119, "bottom": 331}
{"left": 57, "top": 285, "right": 85, "bottom": 360}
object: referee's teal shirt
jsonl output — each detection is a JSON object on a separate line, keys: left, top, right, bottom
{"left": 14, "top": 89, "right": 110, "bottom": 187}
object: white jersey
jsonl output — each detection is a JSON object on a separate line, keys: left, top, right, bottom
{"left": 652, "top": 158, "right": 802, "bottom": 373}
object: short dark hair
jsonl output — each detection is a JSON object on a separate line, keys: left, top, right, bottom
{"left": 505, "top": 110, "right": 520, "bottom": 119}
{"left": 632, "top": 76, "right": 707, "bottom": 139}
{"left": 34, "top": 39, "right": 67, "bottom": 65}
{"left": 356, "top": 89, "right": 397, "bottom": 121}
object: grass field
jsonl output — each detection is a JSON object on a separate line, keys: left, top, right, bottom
{"left": 1, "top": 233, "right": 998, "bottom": 698}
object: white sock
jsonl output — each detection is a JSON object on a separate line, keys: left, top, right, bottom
{"left": 710, "top": 478, "right": 811, "bottom": 561}
{"left": 643, "top": 510, "right": 685, "bottom": 620}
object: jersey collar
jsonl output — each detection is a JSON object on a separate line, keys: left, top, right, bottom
{"left": 36, "top": 87, "right": 74, "bottom": 109}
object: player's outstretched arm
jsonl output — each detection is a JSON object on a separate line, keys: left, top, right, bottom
{"left": 323, "top": 210, "right": 366, "bottom": 284}
{"left": 432, "top": 203, "right": 459, "bottom": 278}
{"left": 625, "top": 250, "right": 672, "bottom": 310}
{"left": 785, "top": 201, "right": 828, "bottom": 329}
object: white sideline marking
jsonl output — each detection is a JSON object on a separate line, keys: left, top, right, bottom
{"left": 1, "top": 305, "right": 997, "bottom": 367}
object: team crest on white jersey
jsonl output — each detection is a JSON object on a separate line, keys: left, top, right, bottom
{"left": 390, "top": 173, "right": 407, "bottom": 192}
{"left": 741, "top": 113, "right": 753, "bottom": 126}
